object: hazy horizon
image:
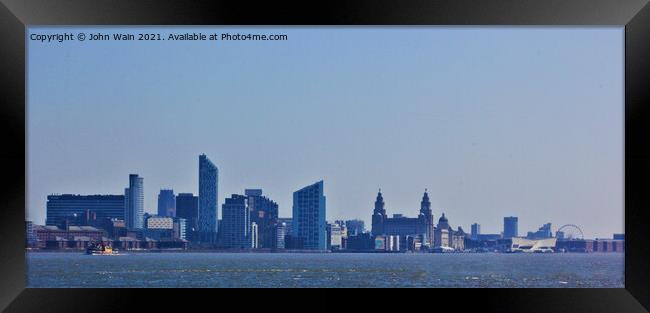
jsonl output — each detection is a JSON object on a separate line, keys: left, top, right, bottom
{"left": 27, "top": 27, "right": 624, "bottom": 239}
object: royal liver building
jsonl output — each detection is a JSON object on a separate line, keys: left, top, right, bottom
{"left": 371, "top": 189, "right": 464, "bottom": 250}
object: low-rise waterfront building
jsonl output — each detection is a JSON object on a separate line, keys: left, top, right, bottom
{"left": 433, "top": 214, "right": 465, "bottom": 250}
{"left": 101, "top": 218, "right": 127, "bottom": 240}
{"left": 146, "top": 215, "right": 174, "bottom": 229}
{"left": 510, "top": 237, "right": 557, "bottom": 253}
{"left": 346, "top": 233, "right": 373, "bottom": 251}
{"left": 555, "top": 236, "right": 625, "bottom": 253}
{"left": 327, "top": 222, "right": 344, "bottom": 250}
{"left": 374, "top": 235, "right": 400, "bottom": 251}
{"left": 34, "top": 225, "right": 106, "bottom": 244}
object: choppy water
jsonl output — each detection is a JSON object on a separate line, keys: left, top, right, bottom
{"left": 26, "top": 252, "right": 624, "bottom": 288}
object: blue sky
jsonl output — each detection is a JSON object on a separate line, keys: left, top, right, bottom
{"left": 27, "top": 27, "right": 623, "bottom": 238}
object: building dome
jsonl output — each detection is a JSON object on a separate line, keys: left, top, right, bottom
{"left": 439, "top": 213, "right": 448, "bottom": 223}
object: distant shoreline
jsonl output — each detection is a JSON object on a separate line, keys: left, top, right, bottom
{"left": 25, "top": 249, "right": 333, "bottom": 254}
{"left": 25, "top": 249, "right": 619, "bottom": 254}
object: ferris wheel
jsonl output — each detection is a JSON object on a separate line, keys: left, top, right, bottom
{"left": 557, "top": 224, "right": 584, "bottom": 240}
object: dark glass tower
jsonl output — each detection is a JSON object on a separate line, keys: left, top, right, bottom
{"left": 176, "top": 193, "right": 199, "bottom": 241}
{"left": 157, "top": 189, "right": 176, "bottom": 217}
{"left": 198, "top": 154, "right": 218, "bottom": 243}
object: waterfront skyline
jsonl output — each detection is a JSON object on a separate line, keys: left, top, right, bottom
{"left": 27, "top": 27, "right": 623, "bottom": 238}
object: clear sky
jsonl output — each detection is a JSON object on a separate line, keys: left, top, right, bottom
{"left": 27, "top": 27, "right": 623, "bottom": 239}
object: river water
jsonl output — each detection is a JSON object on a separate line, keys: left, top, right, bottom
{"left": 26, "top": 252, "right": 624, "bottom": 288}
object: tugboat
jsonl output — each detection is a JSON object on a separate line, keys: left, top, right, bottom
{"left": 86, "top": 241, "right": 118, "bottom": 255}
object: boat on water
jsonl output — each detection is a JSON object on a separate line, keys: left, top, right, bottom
{"left": 86, "top": 242, "right": 118, "bottom": 255}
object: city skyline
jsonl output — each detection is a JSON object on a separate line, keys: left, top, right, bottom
{"left": 34, "top": 163, "right": 617, "bottom": 241}
{"left": 27, "top": 27, "right": 623, "bottom": 238}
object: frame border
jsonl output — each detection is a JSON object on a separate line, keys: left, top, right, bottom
{"left": 1, "top": 0, "right": 648, "bottom": 312}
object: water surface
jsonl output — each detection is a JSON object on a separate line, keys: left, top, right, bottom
{"left": 26, "top": 252, "right": 624, "bottom": 288}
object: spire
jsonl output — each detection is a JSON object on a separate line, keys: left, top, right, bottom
{"left": 420, "top": 188, "right": 431, "bottom": 214}
{"left": 374, "top": 188, "right": 386, "bottom": 215}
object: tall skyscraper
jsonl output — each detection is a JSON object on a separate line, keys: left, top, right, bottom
{"left": 157, "top": 189, "right": 176, "bottom": 217}
{"left": 246, "top": 189, "right": 279, "bottom": 249}
{"left": 198, "top": 154, "right": 218, "bottom": 243}
{"left": 176, "top": 193, "right": 199, "bottom": 241}
{"left": 503, "top": 216, "right": 518, "bottom": 239}
{"left": 471, "top": 223, "right": 481, "bottom": 240}
{"left": 125, "top": 174, "right": 144, "bottom": 230}
{"left": 221, "top": 194, "right": 251, "bottom": 248}
{"left": 292, "top": 180, "right": 326, "bottom": 250}
{"left": 46, "top": 194, "right": 125, "bottom": 227}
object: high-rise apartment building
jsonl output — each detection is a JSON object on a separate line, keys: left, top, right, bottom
{"left": 125, "top": 174, "right": 144, "bottom": 230}
{"left": 198, "top": 154, "right": 218, "bottom": 243}
{"left": 246, "top": 189, "right": 279, "bottom": 249}
{"left": 221, "top": 194, "right": 251, "bottom": 248}
{"left": 292, "top": 181, "right": 326, "bottom": 250}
